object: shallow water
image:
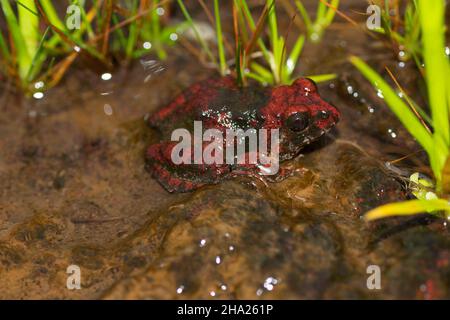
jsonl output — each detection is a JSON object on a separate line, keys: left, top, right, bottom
{"left": 0, "top": 1, "right": 449, "bottom": 299}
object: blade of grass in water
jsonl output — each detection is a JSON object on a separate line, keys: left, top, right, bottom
{"left": 365, "top": 199, "right": 450, "bottom": 221}
{"left": 349, "top": 56, "right": 434, "bottom": 157}
{"left": 177, "top": 0, "right": 216, "bottom": 66}
{"left": 418, "top": 0, "right": 449, "bottom": 186}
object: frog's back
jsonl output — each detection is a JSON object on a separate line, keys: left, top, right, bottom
{"left": 148, "top": 77, "right": 237, "bottom": 134}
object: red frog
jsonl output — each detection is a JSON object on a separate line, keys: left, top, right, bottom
{"left": 146, "top": 76, "right": 339, "bottom": 192}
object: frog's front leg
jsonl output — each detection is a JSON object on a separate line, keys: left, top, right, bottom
{"left": 146, "top": 141, "right": 231, "bottom": 193}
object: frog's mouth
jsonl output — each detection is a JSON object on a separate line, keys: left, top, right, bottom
{"left": 279, "top": 123, "right": 335, "bottom": 157}
{"left": 300, "top": 127, "right": 329, "bottom": 145}
{"left": 310, "top": 107, "right": 339, "bottom": 136}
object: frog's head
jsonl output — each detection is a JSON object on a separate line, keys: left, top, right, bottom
{"left": 269, "top": 78, "right": 340, "bottom": 157}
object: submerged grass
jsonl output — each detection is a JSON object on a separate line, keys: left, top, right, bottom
{"left": 351, "top": 0, "right": 450, "bottom": 221}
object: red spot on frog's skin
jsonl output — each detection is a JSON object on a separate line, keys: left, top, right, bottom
{"left": 146, "top": 76, "right": 340, "bottom": 193}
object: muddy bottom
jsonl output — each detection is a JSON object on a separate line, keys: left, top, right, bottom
{"left": 0, "top": 2, "right": 449, "bottom": 299}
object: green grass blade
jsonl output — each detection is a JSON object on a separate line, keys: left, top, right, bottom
{"left": 151, "top": 0, "right": 161, "bottom": 38}
{"left": 349, "top": 56, "right": 434, "bottom": 156}
{"left": 418, "top": 0, "right": 449, "bottom": 188}
{"left": 294, "top": 0, "right": 312, "bottom": 33}
{"left": 251, "top": 62, "right": 274, "bottom": 84}
{"left": 39, "top": 0, "right": 65, "bottom": 30}
{"left": 1, "top": 0, "right": 31, "bottom": 80}
{"left": 126, "top": 0, "right": 139, "bottom": 59}
{"left": 236, "top": 0, "right": 256, "bottom": 27}
{"left": 237, "top": 0, "right": 271, "bottom": 63}
{"left": 26, "top": 26, "right": 50, "bottom": 82}
{"left": 267, "top": 0, "right": 283, "bottom": 82}
{"left": 235, "top": 39, "right": 243, "bottom": 87}
{"left": 71, "top": 0, "right": 95, "bottom": 39}
{"left": 149, "top": 0, "right": 168, "bottom": 60}
{"left": 324, "top": 0, "right": 339, "bottom": 26}
{"left": 403, "top": 93, "right": 433, "bottom": 126}
{"left": 418, "top": 0, "right": 449, "bottom": 145}
{"left": 246, "top": 71, "right": 269, "bottom": 84}
{"left": 316, "top": 0, "right": 327, "bottom": 21}
{"left": 18, "top": 0, "right": 39, "bottom": 59}
{"left": 448, "top": 62, "right": 450, "bottom": 123}
{"left": 0, "top": 31, "right": 10, "bottom": 61}
{"left": 214, "top": 0, "right": 227, "bottom": 75}
{"left": 267, "top": 0, "right": 278, "bottom": 49}
{"left": 111, "top": 14, "right": 127, "bottom": 49}
{"left": 286, "top": 35, "right": 305, "bottom": 77}
{"left": 177, "top": 0, "right": 216, "bottom": 65}
{"left": 306, "top": 73, "right": 336, "bottom": 83}
{"left": 365, "top": 199, "right": 450, "bottom": 221}
{"left": 275, "top": 37, "right": 285, "bottom": 83}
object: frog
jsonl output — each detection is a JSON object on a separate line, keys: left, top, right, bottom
{"left": 146, "top": 76, "right": 340, "bottom": 193}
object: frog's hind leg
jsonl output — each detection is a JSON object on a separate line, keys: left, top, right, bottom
{"left": 147, "top": 93, "right": 187, "bottom": 129}
{"left": 146, "top": 142, "right": 205, "bottom": 193}
{"left": 147, "top": 81, "right": 205, "bottom": 130}
{"left": 147, "top": 161, "right": 204, "bottom": 193}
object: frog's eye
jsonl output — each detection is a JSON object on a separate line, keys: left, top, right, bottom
{"left": 318, "top": 110, "right": 330, "bottom": 119}
{"left": 286, "top": 112, "right": 310, "bottom": 132}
